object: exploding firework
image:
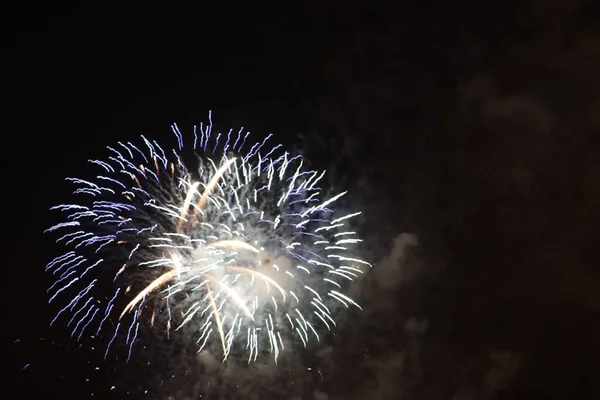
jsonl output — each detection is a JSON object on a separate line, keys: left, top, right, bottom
{"left": 45, "top": 113, "right": 370, "bottom": 364}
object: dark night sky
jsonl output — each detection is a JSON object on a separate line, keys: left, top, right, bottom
{"left": 4, "top": 1, "right": 600, "bottom": 399}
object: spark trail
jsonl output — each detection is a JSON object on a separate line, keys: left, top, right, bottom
{"left": 45, "top": 112, "right": 371, "bottom": 363}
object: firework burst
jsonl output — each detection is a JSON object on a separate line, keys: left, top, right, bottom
{"left": 45, "top": 113, "right": 370, "bottom": 364}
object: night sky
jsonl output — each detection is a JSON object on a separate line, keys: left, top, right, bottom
{"left": 4, "top": 1, "right": 600, "bottom": 399}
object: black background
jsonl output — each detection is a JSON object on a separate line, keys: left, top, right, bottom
{"left": 4, "top": 1, "right": 600, "bottom": 399}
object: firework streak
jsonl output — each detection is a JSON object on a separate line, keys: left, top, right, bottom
{"left": 45, "top": 113, "right": 370, "bottom": 363}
